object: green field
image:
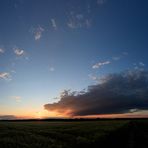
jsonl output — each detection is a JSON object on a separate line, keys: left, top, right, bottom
{"left": 0, "top": 120, "right": 148, "bottom": 148}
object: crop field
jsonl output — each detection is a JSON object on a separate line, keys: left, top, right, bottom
{"left": 0, "top": 120, "right": 148, "bottom": 148}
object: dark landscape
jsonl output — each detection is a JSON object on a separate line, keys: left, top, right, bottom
{"left": 0, "top": 119, "right": 148, "bottom": 148}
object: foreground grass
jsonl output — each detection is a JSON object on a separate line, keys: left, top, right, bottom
{"left": 0, "top": 120, "right": 147, "bottom": 148}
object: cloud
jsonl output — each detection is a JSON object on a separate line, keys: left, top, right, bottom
{"left": 14, "top": 48, "right": 25, "bottom": 56}
{"left": 51, "top": 19, "right": 57, "bottom": 30}
{"left": 44, "top": 69, "right": 148, "bottom": 116}
{"left": 49, "top": 67, "right": 55, "bottom": 72}
{"left": 85, "top": 19, "right": 92, "bottom": 28}
{"left": 97, "top": 0, "right": 106, "bottom": 5}
{"left": 11, "top": 96, "right": 21, "bottom": 102}
{"left": 0, "top": 48, "right": 4, "bottom": 53}
{"left": 139, "top": 62, "right": 145, "bottom": 67}
{"left": 112, "top": 56, "right": 121, "bottom": 61}
{"left": 67, "top": 21, "right": 77, "bottom": 29}
{"left": 33, "top": 26, "right": 44, "bottom": 40}
{"left": 134, "top": 62, "right": 145, "bottom": 70}
{"left": 122, "top": 52, "right": 128, "bottom": 56}
{"left": 88, "top": 74, "right": 98, "bottom": 81}
{"left": 76, "top": 14, "right": 84, "bottom": 20}
{"left": 92, "top": 61, "right": 110, "bottom": 69}
{"left": 112, "top": 51, "right": 129, "bottom": 61}
{"left": 67, "top": 12, "right": 92, "bottom": 29}
{"left": 0, "top": 72, "right": 11, "bottom": 80}
{"left": 0, "top": 115, "right": 17, "bottom": 120}
{"left": 11, "top": 70, "right": 16, "bottom": 73}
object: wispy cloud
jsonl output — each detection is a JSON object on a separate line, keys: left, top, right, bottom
{"left": 97, "top": 0, "right": 106, "bottom": 5}
{"left": 112, "top": 51, "right": 128, "bottom": 61}
{"left": 14, "top": 48, "right": 25, "bottom": 56}
{"left": 0, "top": 72, "right": 11, "bottom": 80}
{"left": 0, "top": 48, "right": 4, "bottom": 54}
{"left": 67, "top": 21, "right": 77, "bottom": 29}
{"left": 85, "top": 19, "right": 92, "bottom": 28}
{"left": 51, "top": 19, "right": 57, "bottom": 30}
{"left": 88, "top": 74, "right": 98, "bottom": 81}
{"left": 134, "top": 62, "right": 145, "bottom": 70}
{"left": 76, "top": 14, "right": 84, "bottom": 20}
{"left": 67, "top": 12, "right": 92, "bottom": 29}
{"left": 33, "top": 26, "right": 44, "bottom": 40}
{"left": 92, "top": 61, "right": 110, "bottom": 69}
{"left": 122, "top": 52, "right": 128, "bottom": 56}
{"left": 11, "top": 96, "right": 21, "bottom": 102}
{"left": 112, "top": 56, "right": 121, "bottom": 61}
{"left": 11, "top": 70, "right": 16, "bottom": 73}
{"left": 139, "top": 62, "right": 145, "bottom": 67}
{"left": 49, "top": 67, "right": 55, "bottom": 72}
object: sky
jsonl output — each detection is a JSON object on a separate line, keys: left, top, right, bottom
{"left": 0, "top": 0, "right": 148, "bottom": 119}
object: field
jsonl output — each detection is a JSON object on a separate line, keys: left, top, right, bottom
{"left": 0, "top": 120, "right": 148, "bottom": 148}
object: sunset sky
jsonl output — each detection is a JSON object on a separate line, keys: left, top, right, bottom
{"left": 0, "top": 0, "right": 148, "bottom": 119}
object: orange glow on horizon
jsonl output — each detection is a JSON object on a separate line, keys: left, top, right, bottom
{"left": 3, "top": 107, "right": 148, "bottom": 119}
{"left": 12, "top": 110, "right": 69, "bottom": 119}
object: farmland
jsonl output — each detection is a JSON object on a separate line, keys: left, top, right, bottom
{"left": 0, "top": 120, "right": 148, "bottom": 148}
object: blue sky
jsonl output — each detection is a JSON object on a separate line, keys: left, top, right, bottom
{"left": 0, "top": 0, "right": 148, "bottom": 118}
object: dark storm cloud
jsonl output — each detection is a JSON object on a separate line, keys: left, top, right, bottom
{"left": 44, "top": 70, "right": 148, "bottom": 116}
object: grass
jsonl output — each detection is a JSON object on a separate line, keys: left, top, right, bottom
{"left": 0, "top": 120, "right": 148, "bottom": 148}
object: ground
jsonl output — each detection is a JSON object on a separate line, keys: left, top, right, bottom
{"left": 0, "top": 120, "right": 148, "bottom": 148}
